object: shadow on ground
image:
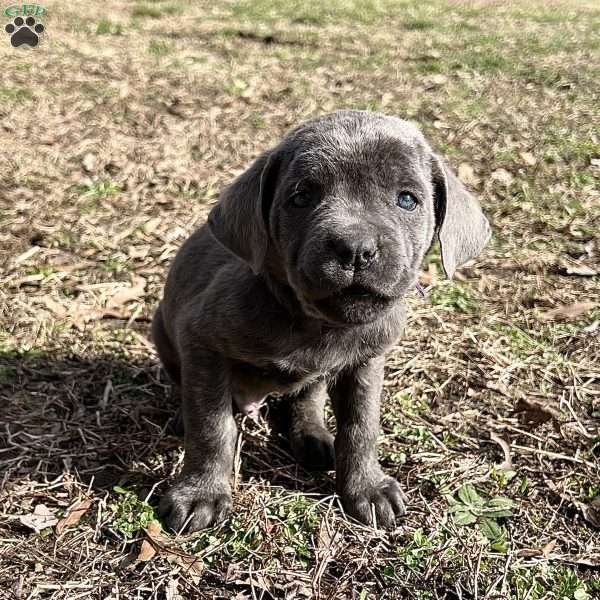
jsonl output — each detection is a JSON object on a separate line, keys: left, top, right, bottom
{"left": 0, "top": 349, "right": 334, "bottom": 503}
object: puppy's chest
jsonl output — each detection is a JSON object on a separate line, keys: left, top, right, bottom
{"left": 231, "top": 329, "right": 389, "bottom": 417}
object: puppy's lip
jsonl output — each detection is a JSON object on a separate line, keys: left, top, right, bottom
{"left": 333, "top": 284, "right": 392, "bottom": 302}
{"left": 316, "top": 284, "right": 395, "bottom": 312}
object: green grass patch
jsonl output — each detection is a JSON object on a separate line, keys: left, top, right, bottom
{"left": 0, "top": 86, "right": 33, "bottom": 103}
{"left": 402, "top": 18, "right": 435, "bottom": 31}
{"left": 189, "top": 491, "right": 321, "bottom": 569}
{"left": 148, "top": 40, "right": 171, "bottom": 55}
{"left": 132, "top": 4, "right": 164, "bottom": 18}
{"left": 430, "top": 283, "right": 479, "bottom": 313}
{"left": 96, "top": 18, "right": 122, "bottom": 35}
{"left": 226, "top": 0, "right": 413, "bottom": 26}
{"left": 79, "top": 180, "right": 122, "bottom": 199}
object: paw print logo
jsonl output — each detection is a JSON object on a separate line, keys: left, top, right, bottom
{"left": 5, "top": 16, "right": 44, "bottom": 47}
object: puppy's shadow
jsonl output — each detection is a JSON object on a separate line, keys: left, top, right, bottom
{"left": 0, "top": 350, "right": 333, "bottom": 503}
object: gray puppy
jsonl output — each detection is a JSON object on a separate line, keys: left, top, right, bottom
{"left": 153, "top": 110, "right": 490, "bottom": 532}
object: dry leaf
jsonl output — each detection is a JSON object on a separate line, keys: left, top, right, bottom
{"left": 458, "top": 163, "right": 479, "bottom": 187}
{"left": 516, "top": 548, "right": 543, "bottom": 558}
{"left": 519, "top": 151, "right": 537, "bottom": 166}
{"left": 582, "top": 496, "right": 600, "bottom": 529}
{"left": 41, "top": 296, "right": 68, "bottom": 318}
{"left": 106, "top": 276, "right": 146, "bottom": 309}
{"left": 56, "top": 498, "right": 93, "bottom": 534}
{"left": 491, "top": 168, "right": 514, "bottom": 186}
{"left": 82, "top": 153, "right": 97, "bottom": 173}
{"left": 539, "top": 302, "right": 597, "bottom": 322}
{"left": 420, "top": 262, "right": 439, "bottom": 286}
{"left": 141, "top": 521, "right": 204, "bottom": 580}
{"left": 542, "top": 539, "right": 557, "bottom": 558}
{"left": 168, "top": 553, "right": 204, "bottom": 583}
{"left": 20, "top": 504, "right": 58, "bottom": 532}
{"left": 583, "top": 320, "right": 599, "bottom": 333}
{"left": 514, "top": 398, "right": 561, "bottom": 427}
{"left": 137, "top": 539, "right": 157, "bottom": 562}
{"left": 143, "top": 217, "right": 162, "bottom": 235}
{"left": 564, "top": 264, "right": 598, "bottom": 277}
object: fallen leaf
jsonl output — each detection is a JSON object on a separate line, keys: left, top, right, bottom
{"left": 491, "top": 168, "right": 514, "bottom": 186}
{"left": 143, "top": 217, "right": 162, "bottom": 235}
{"left": 137, "top": 539, "right": 157, "bottom": 561}
{"left": 516, "top": 547, "right": 543, "bottom": 558}
{"left": 419, "top": 262, "right": 438, "bottom": 286}
{"left": 106, "top": 276, "right": 146, "bottom": 309}
{"left": 41, "top": 296, "right": 68, "bottom": 318}
{"left": 20, "top": 504, "right": 58, "bottom": 532}
{"left": 542, "top": 539, "right": 557, "bottom": 558}
{"left": 427, "top": 74, "right": 448, "bottom": 87}
{"left": 519, "top": 151, "right": 537, "bottom": 166}
{"left": 582, "top": 496, "right": 600, "bottom": 529}
{"left": 513, "top": 398, "right": 562, "bottom": 427}
{"left": 56, "top": 498, "right": 93, "bottom": 534}
{"left": 560, "top": 260, "right": 598, "bottom": 277}
{"left": 82, "top": 153, "right": 97, "bottom": 173}
{"left": 538, "top": 302, "right": 597, "bottom": 322}
{"left": 141, "top": 521, "right": 204, "bottom": 581}
{"left": 458, "top": 163, "right": 479, "bottom": 187}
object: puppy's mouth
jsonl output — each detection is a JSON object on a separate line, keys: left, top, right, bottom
{"left": 335, "top": 284, "right": 389, "bottom": 301}
{"left": 312, "top": 284, "right": 396, "bottom": 324}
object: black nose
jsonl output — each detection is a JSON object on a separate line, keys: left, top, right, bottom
{"left": 332, "top": 237, "right": 378, "bottom": 271}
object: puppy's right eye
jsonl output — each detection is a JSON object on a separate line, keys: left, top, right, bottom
{"left": 290, "top": 191, "right": 313, "bottom": 208}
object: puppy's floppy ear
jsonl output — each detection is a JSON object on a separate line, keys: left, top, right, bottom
{"left": 207, "top": 149, "right": 280, "bottom": 274}
{"left": 431, "top": 154, "right": 491, "bottom": 279}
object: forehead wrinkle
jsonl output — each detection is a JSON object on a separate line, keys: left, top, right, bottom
{"left": 295, "top": 137, "right": 425, "bottom": 191}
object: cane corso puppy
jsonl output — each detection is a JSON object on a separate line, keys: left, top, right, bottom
{"left": 153, "top": 110, "right": 490, "bottom": 532}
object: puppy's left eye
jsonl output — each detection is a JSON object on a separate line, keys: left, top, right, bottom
{"left": 396, "top": 192, "right": 418, "bottom": 211}
{"left": 290, "top": 192, "right": 313, "bottom": 208}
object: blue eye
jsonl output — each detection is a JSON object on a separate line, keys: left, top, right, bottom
{"left": 396, "top": 192, "right": 418, "bottom": 211}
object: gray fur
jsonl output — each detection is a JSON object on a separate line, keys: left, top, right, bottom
{"left": 153, "top": 110, "right": 490, "bottom": 532}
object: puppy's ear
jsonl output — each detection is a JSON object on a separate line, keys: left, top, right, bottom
{"left": 431, "top": 155, "right": 491, "bottom": 278}
{"left": 207, "top": 149, "right": 280, "bottom": 274}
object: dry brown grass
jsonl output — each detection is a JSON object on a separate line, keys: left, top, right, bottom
{"left": 1, "top": 0, "right": 599, "bottom": 598}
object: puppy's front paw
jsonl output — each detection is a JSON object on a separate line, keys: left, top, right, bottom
{"left": 158, "top": 474, "right": 232, "bottom": 533}
{"left": 342, "top": 476, "right": 406, "bottom": 530}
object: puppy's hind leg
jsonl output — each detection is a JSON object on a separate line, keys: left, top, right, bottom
{"left": 288, "top": 380, "right": 335, "bottom": 471}
{"left": 152, "top": 305, "right": 184, "bottom": 435}
{"left": 152, "top": 304, "right": 181, "bottom": 386}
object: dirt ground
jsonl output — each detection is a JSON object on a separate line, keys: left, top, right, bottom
{"left": 1, "top": 0, "right": 599, "bottom": 598}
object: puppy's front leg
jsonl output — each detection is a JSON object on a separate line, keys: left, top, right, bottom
{"left": 159, "top": 354, "right": 237, "bottom": 533}
{"left": 288, "top": 380, "right": 335, "bottom": 471}
{"left": 330, "top": 357, "right": 405, "bottom": 529}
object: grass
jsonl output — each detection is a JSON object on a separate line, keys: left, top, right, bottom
{"left": 0, "top": 0, "right": 599, "bottom": 598}
{"left": 96, "top": 18, "right": 122, "bottom": 35}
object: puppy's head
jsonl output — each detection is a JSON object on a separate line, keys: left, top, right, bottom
{"left": 208, "top": 111, "right": 490, "bottom": 325}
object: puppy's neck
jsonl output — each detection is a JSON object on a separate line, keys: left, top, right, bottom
{"left": 260, "top": 273, "right": 305, "bottom": 319}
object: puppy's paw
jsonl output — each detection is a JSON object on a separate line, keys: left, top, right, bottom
{"left": 290, "top": 426, "right": 335, "bottom": 471}
{"left": 342, "top": 476, "right": 406, "bottom": 530}
{"left": 158, "top": 475, "right": 232, "bottom": 533}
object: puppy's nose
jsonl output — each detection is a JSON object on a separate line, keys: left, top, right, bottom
{"left": 332, "top": 237, "right": 378, "bottom": 271}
